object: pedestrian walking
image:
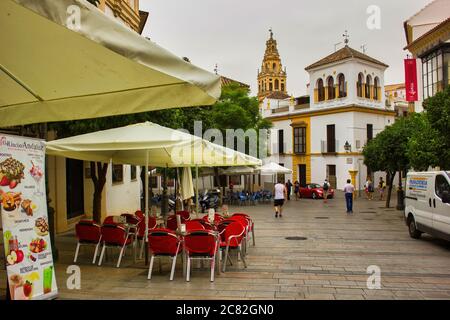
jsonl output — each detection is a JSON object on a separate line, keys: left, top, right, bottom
{"left": 378, "top": 177, "right": 386, "bottom": 201}
{"left": 322, "top": 179, "right": 330, "bottom": 203}
{"left": 274, "top": 179, "right": 287, "bottom": 218}
{"left": 294, "top": 181, "right": 300, "bottom": 201}
{"left": 285, "top": 179, "right": 293, "bottom": 201}
{"left": 364, "top": 177, "right": 374, "bottom": 200}
{"left": 344, "top": 179, "right": 355, "bottom": 214}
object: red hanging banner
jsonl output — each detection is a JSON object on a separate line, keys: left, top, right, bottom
{"left": 404, "top": 59, "right": 418, "bottom": 102}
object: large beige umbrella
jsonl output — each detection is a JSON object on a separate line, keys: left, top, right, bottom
{"left": 46, "top": 122, "right": 262, "bottom": 246}
{"left": 0, "top": 0, "right": 221, "bottom": 126}
{"left": 45, "top": 122, "right": 261, "bottom": 168}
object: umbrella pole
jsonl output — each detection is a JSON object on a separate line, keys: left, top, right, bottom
{"left": 144, "top": 151, "right": 149, "bottom": 266}
{"left": 195, "top": 165, "right": 199, "bottom": 217}
{"left": 175, "top": 168, "right": 178, "bottom": 214}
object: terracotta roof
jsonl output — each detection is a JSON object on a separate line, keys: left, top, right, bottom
{"left": 220, "top": 76, "right": 250, "bottom": 89}
{"left": 138, "top": 10, "right": 149, "bottom": 35}
{"left": 266, "top": 92, "right": 291, "bottom": 100}
{"left": 305, "top": 46, "right": 389, "bottom": 70}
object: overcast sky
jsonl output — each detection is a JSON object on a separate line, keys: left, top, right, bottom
{"left": 140, "top": 0, "right": 430, "bottom": 97}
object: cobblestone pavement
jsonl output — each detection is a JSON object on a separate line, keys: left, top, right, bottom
{"left": 2, "top": 192, "right": 450, "bottom": 300}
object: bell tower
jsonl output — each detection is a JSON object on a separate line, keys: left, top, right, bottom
{"left": 257, "top": 29, "right": 287, "bottom": 102}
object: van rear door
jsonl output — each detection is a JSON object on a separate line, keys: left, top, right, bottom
{"left": 432, "top": 172, "right": 450, "bottom": 236}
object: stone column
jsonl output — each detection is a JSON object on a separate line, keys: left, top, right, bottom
{"left": 349, "top": 170, "right": 358, "bottom": 199}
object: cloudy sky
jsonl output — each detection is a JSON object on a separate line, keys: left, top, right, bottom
{"left": 140, "top": 0, "right": 430, "bottom": 97}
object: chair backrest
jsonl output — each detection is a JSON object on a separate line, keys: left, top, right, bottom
{"left": 190, "top": 219, "right": 215, "bottom": 230}
{"left": 228, "top": 215, "right": 250, "bottom": 227}
{"left": 176, "top": 210, "right": 191, "bottom": 220}
{"left": 135, "top": 210, "right": 144, "bottom": 220}
{"left": 121, "top": 213, "right": 139, "bottom": 225}
{"left": 167, "top": 215, "right": 185, "bottom": 231}
{"left": 148, "top": 229, "right": 180, "bottom": 256}
{"left": 232, "top": 213, "right": 251, "bottom": 219}
{"left": 223, "top": 221, "right": 245, "bottom": 247}
{"left": 137, "top": 216, "right": 157, "bottom": 237}
{"left": 103, "top": 216, "right": 117, "bottom": 225}
{"left": 75, "top": 220, "right": 101, "bottom": 243}
{"left": 100, "top": 224, "right": 128, "bottom": 245}
{"left": 184, "top": 231, "right": 217, "bottom": 257}
{"left": 185, "top": 220, "right": 205, "bottom": 231}
{"left": 201, "top": 213, "right": 223, "bottom": 225}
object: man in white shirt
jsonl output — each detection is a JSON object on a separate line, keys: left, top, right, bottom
{"left": 343, "top": 179, "right": 355, "bottom": 214}
{"left": 273, "top": 179, "right": 288, "bottom": 218}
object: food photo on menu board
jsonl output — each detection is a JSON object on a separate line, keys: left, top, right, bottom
{"left": 0, "top": 135, "right": 58, "bottom": 300}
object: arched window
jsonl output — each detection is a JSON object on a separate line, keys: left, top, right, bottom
{"left": 357, "top": 73, "right": 364, "bottom": 98}
{"left": 374, "top": 77, "right": 380, "bottom": 100}
{"left": 338, "top": 74, "right": 346, "bottom": 98}
{"left": 327, "top": 76, "right": 335, "bottom": 100}
{"left": 262, "top": 81, "right": 265, "bottom": 92}
{"left": 275, "top": 79, "right": 279, "bottom": 90}
{"left": 265, "top": 64, "right": 268, "bottom": 72}
{"left": 281, "top": 83, "right": 285, "bottom": 92}
{"left": 269, "top": 82, "right": 273, "bottom": 91}
{"left": 273, "top": 63, "right": 277, "bottom": 71}
{"left": 317, "top": 78, "right": 325, "bottom": 102}
{"left": 365, "top": 75, "right": 372, "bottom": 99}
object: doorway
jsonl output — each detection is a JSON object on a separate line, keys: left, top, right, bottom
{"left": 326, "top": 165, "right": 337, "bottom": 189}
{"left": 298, "top": 164, "right": 307, "bottom": 187}
{"left": 66, "top": 159, "right": 85, "bottom": 219}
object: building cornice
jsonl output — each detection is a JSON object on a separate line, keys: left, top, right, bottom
{"left": 265, "top": 105, "right": 396, "bottom": 121}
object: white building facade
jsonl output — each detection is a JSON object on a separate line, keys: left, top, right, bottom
{"left": 261, "top": 45, "right": 396, "bottom": 191}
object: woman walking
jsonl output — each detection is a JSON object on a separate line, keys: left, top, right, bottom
{"left": 294, "top": 181, "right": 300, "bottom": 201}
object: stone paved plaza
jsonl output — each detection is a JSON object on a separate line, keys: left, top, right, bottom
{"left": 2, "top": 192, "right": 450, "bottom": 300}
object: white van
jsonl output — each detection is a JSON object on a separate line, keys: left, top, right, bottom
{"left": 405, "top": 171, "right": 450, "bottom": 241}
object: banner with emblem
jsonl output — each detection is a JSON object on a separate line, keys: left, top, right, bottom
{"left": 404, "top": 58, "right": 418, "bottom": 102}
{"left": 0, "top": 134, "right": 57, "bottom": 300}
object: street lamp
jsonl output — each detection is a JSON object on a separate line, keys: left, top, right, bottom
{"left": 344, "top": 141, "right": 352, "bottom": 153}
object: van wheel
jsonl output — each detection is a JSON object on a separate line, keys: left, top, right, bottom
{"left": 408, "top": 216, "right": 422, "bottom": 239}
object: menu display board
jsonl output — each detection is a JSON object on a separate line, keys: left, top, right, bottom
{"left": 0, "top": 134, "right": 57, "bottom": 300}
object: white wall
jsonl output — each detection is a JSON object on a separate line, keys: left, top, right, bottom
{"left": 105, "top": 164, "right": 141, "bottom": 215}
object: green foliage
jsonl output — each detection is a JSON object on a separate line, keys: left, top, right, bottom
{"left": 411, "top": 85, "right": 450, "bottom": 170}
{"left": 363, "top": 116, "right": 419, "bottom": 173}
{"left": 407, "top": 114, "right": 441, "bottom": 171}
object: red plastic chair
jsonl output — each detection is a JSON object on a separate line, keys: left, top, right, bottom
{"left": 201, "top": 213, "right": 224, "bottom": 225}
{"left": 184, "top": 230, "right": 219, "bottom": 282}
{"left": 98, "top": 224, "right": 133, "bottom": 268}
{"left": 167, "top": 215, "right": 185, "bottom": 231}
{"left": 219, "top": 221, "right": 247, "bottom": 272}
{"left": 189, "top": 218, "right": 215, "bottom": 231}
{"left": 176, "top": 210, "right": 191, "bottom": 220}
{"left": 103, "top": 215, "right": 124, "bottom": 225}
{"left": 228, "top": 215, "right": 251, "bottom": 253}
{"left": 147, "top": 229, "right": 182, "bottom": 281}
{"left": 184, "top": 220, "right": 205, "bottom": 231}
{"left": 74, "top": 220, "right": 102, "bottom": 264}
{"left": 135, "top": 210, "right": 144, "bottom": 220}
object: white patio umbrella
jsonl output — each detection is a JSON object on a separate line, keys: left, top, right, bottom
{"left": 0, "top": 0, "right": 220, "bottom": 126}
{"left": 46, "top": 122, "right": 262, "bottom": 256}
{"left": 258, "top": 162, "right": 293, "bottom": 175}
{"left": 257, "top": 162, "right": 292, "bottom": 184}
{"left": 220, "top": 166, "right": 256, "bottom": 175}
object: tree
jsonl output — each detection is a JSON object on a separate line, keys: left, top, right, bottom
{"left": 408, "top": 86, "right": 450, "bottom": 170}
{"left": 363, "top": 116, "right": 421, "bottom": 207}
